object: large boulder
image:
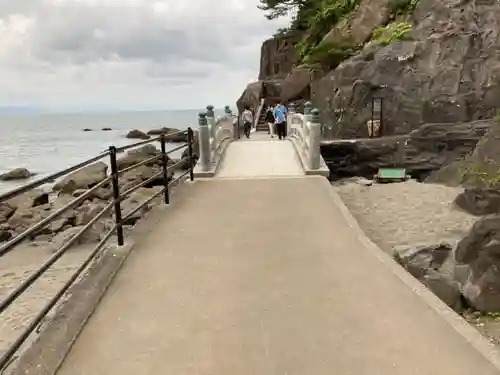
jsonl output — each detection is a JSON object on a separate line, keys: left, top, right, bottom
{"left": 312, "top": 0, "right": 500, "bottom": 138}
{"left": 0, "top": 167, "right": 34, "bottom": 181}
{"left": 280, "top": 65, "right": 324, "bottom": 104}
{"left": 54, "top": 162, "right": 108, "bottom": 194}
{"left": 126, "top": 129, "right": 150, "bottom": 140}
{"left": 147, "top": 127, "right": 187, "bottom": 142}
{"left": 453, "top": 188, "right": 500, "bottom": 216}
{"left": 455, "top": 214, "right": 500, "bottom": 311}
{"left": 393, "top": 241, "right": 462, "bottom": 310}
{"left": 236, "top": 80, "right": 283, "bottom": 113}
{"left": 426, "top": 118, "right": 500, "bottom": 187}
{"left": 320, "top": 119, "right": 491, "bottom": 179}
{"left": 116, "top": 144, "right": 167, "bottom": 170}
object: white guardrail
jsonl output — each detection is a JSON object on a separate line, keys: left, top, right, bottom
{"left": 196, "top": 105, "right": 236, "bottom": 175}
{"left": 288, "top": 103, "right": 322, "bottom": 171}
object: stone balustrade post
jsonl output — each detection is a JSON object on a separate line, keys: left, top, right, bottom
{"left": 206, "top": 105, "right": 216, "bottom": 150}
{"left": 287, "top": 102, "right": 295, "bottom": 135}
{"left": 224, "top": 105, "right": 232, "bottom": 118}
{"left": 198, "top": 112, "right": 212, "bottom": 171}
{"left": 308, "top": 108, "right": 322, "bottom": 170}
{"left": 303, "top": 101, "right": 312, "bottom": 123}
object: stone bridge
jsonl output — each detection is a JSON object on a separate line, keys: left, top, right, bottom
{"left": 4, "top": 106, "right": 500, "bottom": 375}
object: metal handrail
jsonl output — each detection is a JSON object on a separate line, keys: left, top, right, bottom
{"left": 0, "top": 127, "right": 196, "bottom": 371}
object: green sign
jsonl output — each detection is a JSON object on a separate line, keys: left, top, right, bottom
{"left": 377, "top": 168, "right": 406, "bottom": 179}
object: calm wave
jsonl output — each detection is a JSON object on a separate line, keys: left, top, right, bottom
{"left": 0, "top": 109, "right": 221, "bottom": 194}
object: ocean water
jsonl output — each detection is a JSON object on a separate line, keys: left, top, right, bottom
{"left": 0, "top": 109, "right": 224, "bottom": 194}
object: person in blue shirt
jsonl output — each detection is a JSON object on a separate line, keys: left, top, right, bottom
{"left": 273, "top": 102, "right": 288, "bottom": 140}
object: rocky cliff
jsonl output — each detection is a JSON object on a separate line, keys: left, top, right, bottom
{"left": 239, "top": 0, "right": 500, "bottom": 138}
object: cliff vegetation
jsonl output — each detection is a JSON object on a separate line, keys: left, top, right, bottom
{"left": 260, "top": 0, "right": 417, "bottom": 66}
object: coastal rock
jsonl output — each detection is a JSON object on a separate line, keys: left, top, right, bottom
{"left": 393, "top": 241, "right": 462, "bottom": 310}
{"left": 0, "top": 167, "right": 34, "bottom": 181}
{"left": 6, "top": 190, "right": 49, "bottom": 211}
{"left": 321, "top": 120, "right": 491, "bottom": 179}
{"left": 453, "top": 188, "right": 500, "bottom": 216}
{"left": 426, "top": 117, "right": 500, "bottom": 187}
{"left": 7, "top": 204, "right": 53, "bottom": 236}
{"left": 49, "top": 225, "right": 102, "bottom": 252}
{"left": 119, "top": 164, "right": 172, "bottom": 193}
{"left": 102, "top": 127, "right": 112, "bottom": 131}
{"left": 121, "top": 186, "right": 163, "bottom": 225}
{"left": 455, "top": 214, "right": 500, "bottom": 311}
{"left": 0, "top": 229, "right": 12, "bottom": 242}
{"left": 280, "top": 65, "right": 324, "bottom": 104}
{"left": 147, "top": 127, "right": 186, "bottom": 142}
{"left": 126, "top": 129, "right": 150, "bottom": 140}
{"left": 116, "top": 144, "right": 166, "bottom": 170}
{"left": 0, "top": 203, "right": 15, "bottom": 223}
{"left": 393, "top": 242, "right": 453, "bottom": 280}
{"left": 53, "top": 162, "right": 108, "bottom": 194}
{"left": 82, "top": 128, "right": 92, "bottom": 132}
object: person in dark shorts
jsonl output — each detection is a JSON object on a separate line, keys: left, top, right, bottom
{"left": 273, "top": 102, "right": 288, "bottom": 140}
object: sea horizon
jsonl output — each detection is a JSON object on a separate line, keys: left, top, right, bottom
{"left": 0, "top": 107, "right": 235, "bottom": 194}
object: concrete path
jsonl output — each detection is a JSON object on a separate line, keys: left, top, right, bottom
{"left": 57, "top": 177, "right": 500, "bottom": 375}
{"left": 216, "top": 133, "right": 304, "bottom": 178}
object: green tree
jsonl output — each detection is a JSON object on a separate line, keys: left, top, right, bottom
{"left": 258, "top": 0, "right": 312, "bottom": 19}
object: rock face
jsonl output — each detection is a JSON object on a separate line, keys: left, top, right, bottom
{"left": 126, "top": 129, "right": 150, "bottom": 140}
{"left": 259, "top": 35, "right": 299, "bottom": 81}
{"left": 321, "top": 119, "right": 491, "bottom": 179}
{"left": 0, "top": 167, "right": 34, "bottom": 181}
{"left": 312, "top": 0, "right": 500, "bottom": 137}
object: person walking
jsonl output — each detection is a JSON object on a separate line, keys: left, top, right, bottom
{"left": 273, "top": 102, "right": 288, "bottom": 140}
{"left": 264, "top": 105, "right": 276, "bottom": 138}
{"left": 242, "top": 106, "right": 253, "bottom": 139}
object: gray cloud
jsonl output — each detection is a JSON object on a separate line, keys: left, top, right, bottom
{"left": 0, "top": 0, "right": 289, "bottom": 109}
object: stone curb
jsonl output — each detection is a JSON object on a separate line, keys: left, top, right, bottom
{"left": 317, "top": 176, "right": 500, "bottom": 371}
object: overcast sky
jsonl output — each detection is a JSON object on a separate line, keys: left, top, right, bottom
{"left": 0, "top": 0, "right": 288, "bottom": 111}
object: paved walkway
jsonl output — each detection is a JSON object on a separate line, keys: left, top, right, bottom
{"left": 57, "top": 177, "right": 500, "bottom": 375}
{"left": 216, "top": 132, "right": 304, "bottom": 178}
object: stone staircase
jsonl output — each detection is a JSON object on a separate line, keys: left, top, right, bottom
{"left": 255, "top": 109, "right": 269, "bottom": 132}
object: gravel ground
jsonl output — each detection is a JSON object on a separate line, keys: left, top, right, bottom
{"left": 334, "top": 179, "right": 477, "bottom": 252}
{"left": 334, "top": 178, "right": 500, "bottom": 347}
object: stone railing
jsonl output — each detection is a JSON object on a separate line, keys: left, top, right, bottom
{"left": 288, "top": 101, "right": 325, "bottom": 173}
{"left": 195, "top": 105, "right": 236, "bottom": 177}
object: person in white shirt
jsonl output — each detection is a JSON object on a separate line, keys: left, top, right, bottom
{"left": 242, "top": 106, "right": 253, "bottom": 139}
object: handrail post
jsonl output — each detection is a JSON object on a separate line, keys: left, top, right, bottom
{"left": 224, "top": 105, "right": 232, "bottom": 118}
{"left": 187, "top": 127, "right": 195, "bottom": 181}
{"left": 303, "top": 101, "right": 312, "bottom": 122}
{"left": 109, "top": 146, "right": 124, "bottom": 246}
{"left": 308, "top": 108, "right": 322, "bottom": 170}
{"left": 160, "top": 135, "right": 170, "bottom": 204}
{"left": 198, "top": 112, "right": 211, "bottom": 171}
{"left": 287, "top": 102, "right": 295, "bottom": 135}
{"left": 206, "top": 105, "right": 216, "bottom": 152}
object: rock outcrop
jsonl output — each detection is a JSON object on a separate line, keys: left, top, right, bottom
{"left": 126, "top": 129, "right": 150, "bottom": 139}
{"left": 0, "top": 168, "right": 34, "bottom": 181}
{"left": 259, "top": 35, "right": 299, "bottom": 81}
{"left": 321, "top": 119, "right": 491, "bottom": 179}
{"left": 0, "top": 144, "right": 185, "bottom": 251}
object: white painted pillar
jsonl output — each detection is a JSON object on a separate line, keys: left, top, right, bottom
{"left": 206, "top": 105, "right": 216, "bottom": 152}
{"left": 287, "top": 102, "right": 295, "bottom": 135}
{"left": 308, "top": 108, "right": 322, "bottom": 170}
{"left": 198, "top": 112, "right": 212, "bottom": 171}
